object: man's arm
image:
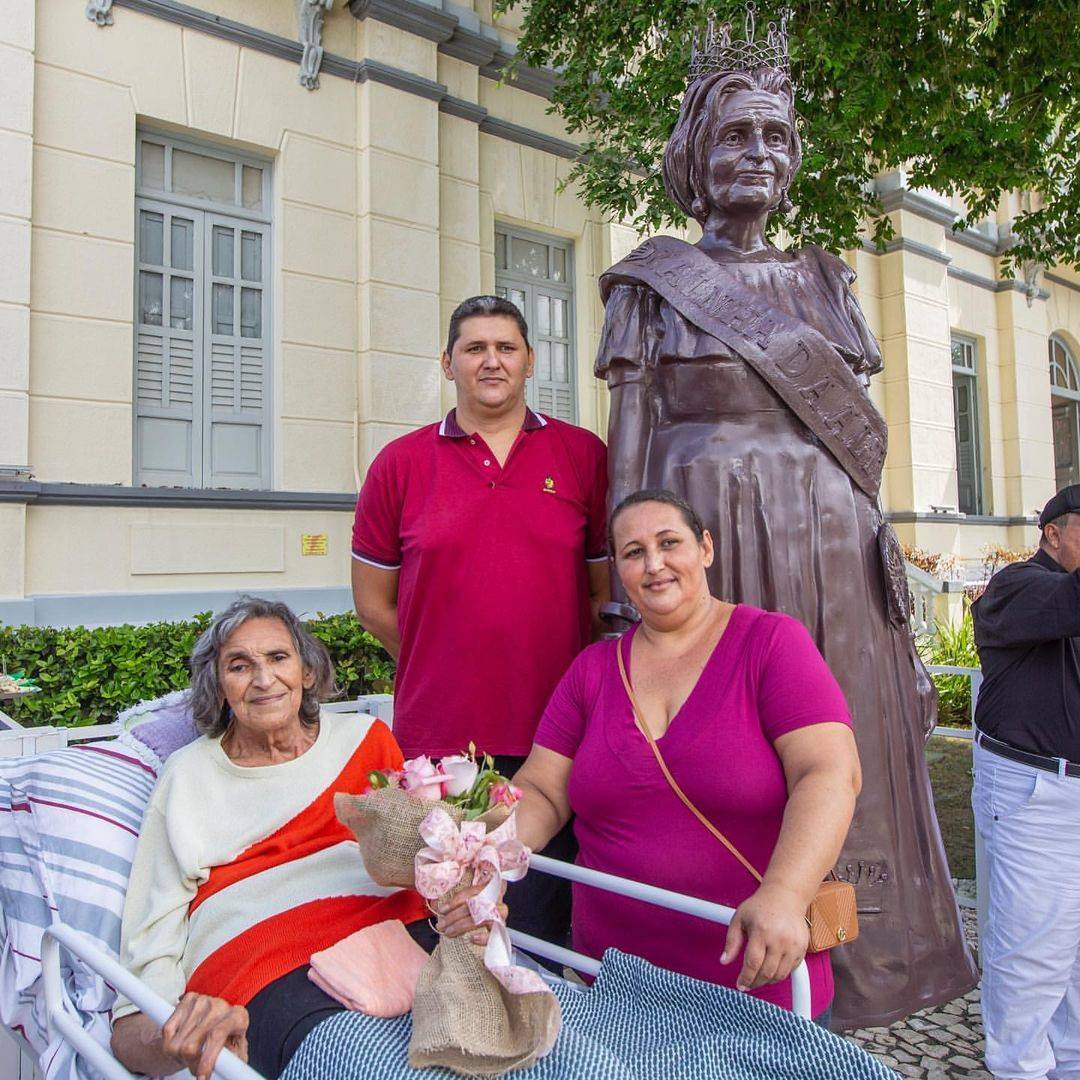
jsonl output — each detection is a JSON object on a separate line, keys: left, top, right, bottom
{"left": 587, "top": 559, "right": 611, "bottom": 641}
{"left": 352, "top": 560, "right": 402, "bottom": 660}
{"left": 975, "top": 562, "right": 1080, "bottom": 648}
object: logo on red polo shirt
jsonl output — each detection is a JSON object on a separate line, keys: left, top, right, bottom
{"left": 543, "top": 476, "right": 557, "bottom": 494}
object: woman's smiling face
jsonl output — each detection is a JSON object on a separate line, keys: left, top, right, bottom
{"left": 217, "top": 617, "right": 313, "bottom": 738}
{"left": 613, "top": 501, "right": 714, "bottom": 624}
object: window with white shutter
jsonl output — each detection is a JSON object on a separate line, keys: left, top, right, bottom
{"left": 134, "top": 133, "right": 271, "bottom": 489}
{"left": 494, "top": 225, "right": 576, "bottom": 423}
{"left": 950, "top": 335, "right": 984, "bottom": 515}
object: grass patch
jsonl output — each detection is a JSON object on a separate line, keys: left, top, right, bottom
{"left": 926, "top": 736, "right": 975, "bottom": 879}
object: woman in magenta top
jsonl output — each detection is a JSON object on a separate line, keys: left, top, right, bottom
{"left": 502, "top": 490, "right": 860, "bottom": 1020}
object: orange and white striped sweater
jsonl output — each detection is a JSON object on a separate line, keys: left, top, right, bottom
{"left": 113, "top": 712, "right": 426, "bottom": 1019}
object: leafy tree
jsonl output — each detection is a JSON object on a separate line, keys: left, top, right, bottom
{"left": 495, "top": 0, "right": 1079, "bottom": 272}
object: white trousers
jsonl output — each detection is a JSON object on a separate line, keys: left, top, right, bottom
{"left": 972, "top": 741, "right": 1080, "bottom": 1079}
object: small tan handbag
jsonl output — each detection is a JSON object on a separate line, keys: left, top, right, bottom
{"left": 616, "top": 644, "right": 857, "bottom": 953}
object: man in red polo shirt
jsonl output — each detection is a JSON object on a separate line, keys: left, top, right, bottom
{"left": 351, "top": 294, "right": 608, "bottom": 943}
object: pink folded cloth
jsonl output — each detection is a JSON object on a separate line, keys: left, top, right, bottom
{"left": 308, "top": 919, "right": 430, "bottom": 1018}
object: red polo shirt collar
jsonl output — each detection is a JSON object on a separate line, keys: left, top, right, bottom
{"left": 438, "top": 407, "right": 547, "bottom": 439}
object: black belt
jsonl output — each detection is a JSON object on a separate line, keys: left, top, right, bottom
{"left": 975, "top": 729, "right": 1080, "bottom": 779}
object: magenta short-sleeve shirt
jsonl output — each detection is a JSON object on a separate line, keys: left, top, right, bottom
{"left": 534, "top": 604, "right": 852, "bottom": 1015}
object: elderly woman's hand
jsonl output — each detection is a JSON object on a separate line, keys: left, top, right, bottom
{"left": 161, "top": 992, "right": 249, "bottom": 1080}
{"left": 721, "top": 883, "right": 810, "bottom": 992}
{"left": 430, "top": 864, "right": 508, "bottom": 946}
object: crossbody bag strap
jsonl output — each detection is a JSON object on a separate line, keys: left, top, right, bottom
{"left": 615, "top": 640, "right": 763, "bottom": 886}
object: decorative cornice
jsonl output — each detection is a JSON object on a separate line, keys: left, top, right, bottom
{"left": 946, "top": 265, "right": 999, "bottom": 291}
{"left": 347, "top": 0, "right": 456, "bottom": 43}
{"left": 0, "top": 481, "right": 356, "bottom": 511}
{"left": 480, "top": 49, "right": 559, "bottom": 98}
{"left": 355, "top": 58, "right": 446, "bottom": 101}
{"left": 1045, "top": 272, "right": 1080, "bottom": 295}
{"left": 949, "top": 227, "right": 1004, "bottom": 257}
{"left": 439, "top": 26, "right": 500, "bottom": 67}
{"left": 876, "top": 187, "right": 960, "bottom": 229}
{"left": 102, "top": 0, "right": 581, "bottom": 160}
{"left": 478, "top": 116, "right": 581, "bottom": 161}
{"left": 863, "top": 237, "right": 951, "bottom": 265}
{"left": 114, "top": 0, "right": 312, "bottom": 65}
{"left": 946, "top": 265, "right": 1049, "bottom": 301}
{"left": 440, "top": 95, "right": 489, "bottom": 124}
{"left": 347, "top": 0, "right": 559, "bottom": 101}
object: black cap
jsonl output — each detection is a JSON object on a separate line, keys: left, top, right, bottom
{"left": 1040, "top": 484, "right": 1080, "bottom": 529}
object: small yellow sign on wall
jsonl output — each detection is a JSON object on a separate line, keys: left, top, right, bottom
{"left": 301, "top": 533, "right": 329, "bottom": 557}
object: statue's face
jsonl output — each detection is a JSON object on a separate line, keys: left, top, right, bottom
{"left": 704, "top": 89, "right": 793, "bottom": 215}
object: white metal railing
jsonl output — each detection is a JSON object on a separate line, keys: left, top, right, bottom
{"left": 905, "top": 561, "right": 972, "bottom": 638}
{"left": 41, "top": 923, "right": 260, "bottom": 1080}
{"left": 37, "top": 858, "right": 813, "bottom": 1080}
{"left": 515, "top": 855, "right": 813, "bottom": 1019}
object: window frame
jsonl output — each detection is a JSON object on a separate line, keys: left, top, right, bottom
{"left": 494, "top": 223, "right": 577, "bottom": 423}
{"left": 950, "top": 333, "right": 985, "bottom": 516}
{"left": 1050, "top": 335, "right": 1080, "bottom": 491}
{"left": 133, "top": 130, "right": 273, "bottom": 490}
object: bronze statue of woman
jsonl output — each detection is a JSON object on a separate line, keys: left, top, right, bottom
{"left": 596, "top": 14, "right": 978, "bottom": 1028}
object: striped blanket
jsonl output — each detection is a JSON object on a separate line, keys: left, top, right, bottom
{"left": 283, "top": 949, "right": 898, "bottom": 1080}
{"left": 0, "top": 735, "right": 159, "bottom": 1080}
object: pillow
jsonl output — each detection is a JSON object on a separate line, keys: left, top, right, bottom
{"left": 121, "top": 689, "right": 199, "bottom": 766}
{"left": 0, "top": 736, "right": 159, "bottom": 1079}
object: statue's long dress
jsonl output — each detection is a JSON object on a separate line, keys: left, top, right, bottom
{"left": 597, "top": 246, "right": 978, "bottom": 1028}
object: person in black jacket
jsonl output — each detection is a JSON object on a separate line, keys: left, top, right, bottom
{"left": 971, "top": 484, "right": 1080, "bottom": 1080}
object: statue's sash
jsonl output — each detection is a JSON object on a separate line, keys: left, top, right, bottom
{"left": 602, "top": 236, "right": 887, "bottom": 500}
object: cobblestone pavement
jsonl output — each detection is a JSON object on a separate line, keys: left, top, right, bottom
{"left": 847, "top": 904, "right": 987, "bottom": 1078}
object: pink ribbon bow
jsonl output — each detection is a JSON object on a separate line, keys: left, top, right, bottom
{"left": 414, "top": 808, "right": 550, "bottom": 997}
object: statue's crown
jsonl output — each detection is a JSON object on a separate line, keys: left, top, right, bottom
{"left": 689, "top": 3, "right": 791, "bottom": 83}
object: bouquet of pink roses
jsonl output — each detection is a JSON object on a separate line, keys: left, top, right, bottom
{"left": 334, "top": 745, "right": 522, "bottom": 888}
{"left": 335, "top": 745, "right": 560, "bottom": 1075}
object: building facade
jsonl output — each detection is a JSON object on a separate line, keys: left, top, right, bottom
{"left": 0, "top": 0, "right": 1076, "bottom": 626}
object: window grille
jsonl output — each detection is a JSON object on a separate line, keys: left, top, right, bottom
{"left": 1050, "top": 335, "right": 1080, "bottom": 491}
{"left": 950, "top": 335, "right": 984, "bottom": 515}
{"left": 134, "top": 132, "right": 271, "bottom": 488}
{"left": 494, "top": 225, "right": 576, "bottom": 423}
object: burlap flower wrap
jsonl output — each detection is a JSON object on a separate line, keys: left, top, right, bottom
{"left": 334, "top": 788, "right": 562, "bottom": 1075}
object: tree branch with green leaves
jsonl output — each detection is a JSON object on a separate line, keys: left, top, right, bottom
{"left": 495, "top": 0, "right": 1079, "bottom": 273}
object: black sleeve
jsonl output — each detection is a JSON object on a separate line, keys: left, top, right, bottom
{"left": 973, "top": 562, "right": 1080, "bottom": 648}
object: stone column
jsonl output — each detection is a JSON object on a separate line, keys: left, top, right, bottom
{"left": 995, "top": 286, "right": 1055, "bottom": 527}
{"left": 0, "top": 0, "right": 34, "bottom": 606}
{"left": 875, "top": 211, "right": 956, "bottom": 515}
{"left": 437, "top": 55, "right": 483, "bottom": 415}
{"left": 356, "top": 23, "right": 443, "bottom": 469}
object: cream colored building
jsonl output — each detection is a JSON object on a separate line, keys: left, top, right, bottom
{"left": 0, "top": 0, "right": 1075, "bottom": 626}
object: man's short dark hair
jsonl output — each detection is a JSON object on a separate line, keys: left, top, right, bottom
{"left": 445, "top": 295, "right": 531, "bottom": 355}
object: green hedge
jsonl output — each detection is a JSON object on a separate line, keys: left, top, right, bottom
{"left": 0, "top": 612, "right": 394, "bottom": 729}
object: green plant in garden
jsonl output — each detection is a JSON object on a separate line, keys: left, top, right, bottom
{"left": 920, "top": 609, "right": 981, "bottom": 727}
{"left": 496, "top": 0, "right": 1080, "bottom": 274}
{"left": 0, "top": 612, "right": 394, "bottom": 729}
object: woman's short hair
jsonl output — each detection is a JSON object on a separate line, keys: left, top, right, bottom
{"left": 188, "top": 596, "right": 337, "bottom": 738}
{"left": 609, "top": 489, "right": 707, "bottom": 549}
{"left": 445, "top": 295, "right": 531, "bottom": 355}
{"left": 662, "top": 66, "right": 803, "bottom": 223}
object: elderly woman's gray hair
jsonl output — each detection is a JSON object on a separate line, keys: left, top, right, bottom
{"left": 188, "top": 596, "right": 337, "bottom": 737}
